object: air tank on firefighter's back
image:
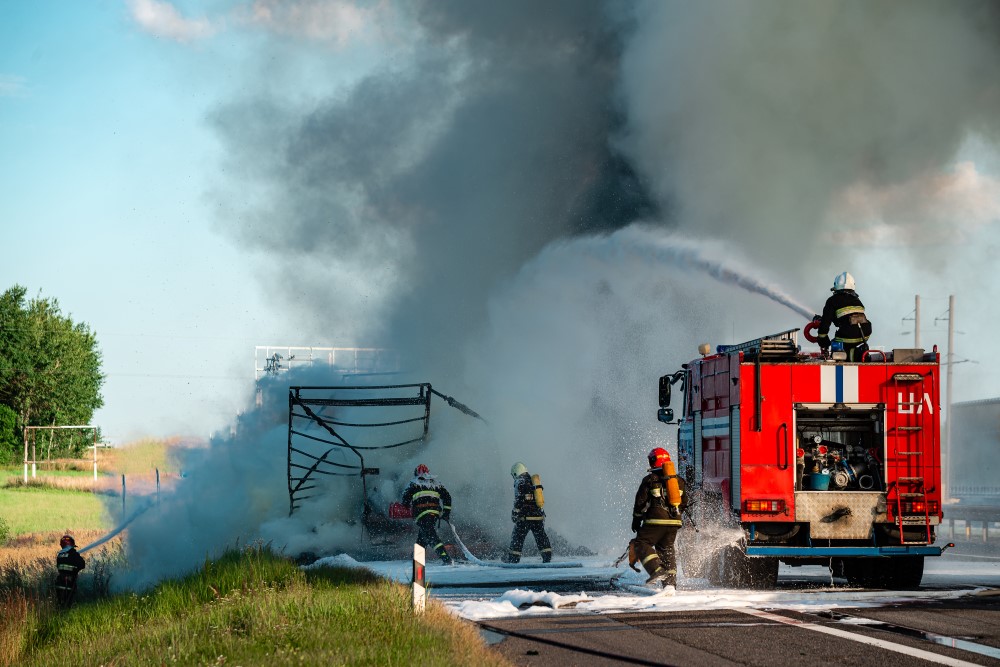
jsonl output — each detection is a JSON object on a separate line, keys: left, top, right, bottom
{"left": 531, "top": 473, "right": 545, "bottom": 508}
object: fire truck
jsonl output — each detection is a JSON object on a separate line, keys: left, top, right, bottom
{"left": 658, "top": 327, "right": 950, "bottom": 588}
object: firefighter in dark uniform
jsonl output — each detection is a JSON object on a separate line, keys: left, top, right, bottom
{"left": 401, "top": 464, "right": 453, "bottom": 565}
{"left": 55, "top": 534, "right": 86, "bottom": 607}
{"left": 632, "top": 448, "right": 687, "bottom": 587}
{"left": 504, "top": 462, "right": 552, "bottom": 563}
{"left": 816, "top": 271, "right": 872, "bottom": 362}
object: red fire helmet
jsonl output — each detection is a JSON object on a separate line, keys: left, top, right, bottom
{"left": 647, "top": 447, "right": 670, "bottom": 468}
{"left": 414, "top": 464, "right": 430, "bottom": 477}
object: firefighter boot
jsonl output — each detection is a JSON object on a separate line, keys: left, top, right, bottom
{"left": 435, "top": 543, "right": 453, "bottom": 566}
{"left": 542, "top": 548, "right": 552, "bottom": 564}
{"left": 645, "top": 565, "right": 669, "bottom": 586}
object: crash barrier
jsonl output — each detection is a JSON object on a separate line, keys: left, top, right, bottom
{"left": 412, "top": 543, "right": 426, "bottom": 614}
{"left": 943, "top": 504, "right": 1000, "bottom": 543}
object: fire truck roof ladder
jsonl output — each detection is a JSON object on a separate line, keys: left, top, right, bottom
{"left": 717, "top": 328, "right": 800, "bottom": 362}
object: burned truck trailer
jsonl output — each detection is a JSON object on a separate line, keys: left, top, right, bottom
{"left": 659, "top": 328, "right": 947, "bottom": 588}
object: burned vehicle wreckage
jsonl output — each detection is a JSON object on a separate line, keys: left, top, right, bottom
{"left": 285, "top": 383, "right": 586, "bottom": 563}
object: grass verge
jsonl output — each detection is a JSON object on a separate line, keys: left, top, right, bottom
{"left": 3, "top": 544, "right": 509, "bottom": 667}
{"left": 0, "top": 487, "right": 109, "bottom": 535}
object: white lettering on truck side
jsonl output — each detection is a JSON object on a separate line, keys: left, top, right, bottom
{"left": 897, "top": 391, "right": 934, "bottom": 415}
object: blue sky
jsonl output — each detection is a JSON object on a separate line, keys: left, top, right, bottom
{"left": 1, "top": 2, "right": 298, "bottom": 441}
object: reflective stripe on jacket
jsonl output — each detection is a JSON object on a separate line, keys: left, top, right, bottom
{"left": 817, "top": 290, "right": 871, "bottom": 347}
{"left": 401, "top": 476, "right": 452, "bottom": 521}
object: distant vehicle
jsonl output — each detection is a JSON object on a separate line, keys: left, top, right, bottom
{"left": 659, "top": 327, "right": 948, "bottom": 589}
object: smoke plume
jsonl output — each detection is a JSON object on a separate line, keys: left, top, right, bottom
{"left": 116, "top": 0, "right": 1000, "bottom": 586}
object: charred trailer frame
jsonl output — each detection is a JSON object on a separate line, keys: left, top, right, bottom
{"left": 287, "top": 384, "right": 485, "bottom": 550}
{"left": 660, "top": 329, "right": 948, "bottom": 588}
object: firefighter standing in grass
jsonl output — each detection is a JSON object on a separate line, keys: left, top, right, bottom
{"left": 401, "top": 464, "right": 453, "bottom": 565}
{"left": 816, "top": 271, "right": 872, "bottom": 362}
{"left": 55, "top": 534, "right": 86, "bottom": 608}
{"left": 632, "top": 447, "right": 686, "bottom": 588}
{"left": 505, "top": 462, "right": 552, "bottom": 563}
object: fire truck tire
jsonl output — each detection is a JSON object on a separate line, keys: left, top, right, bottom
{"left": 745, "top": 557, "right": 779, "bottom": 589}
{"left": 720, "top": 546, "right": 748, "bottom": 587}
{"left": 842, "top": 558, "right": 879, "bottom": 587}
{"left": 882, "top": 556, "right": 924, "bottom": 589}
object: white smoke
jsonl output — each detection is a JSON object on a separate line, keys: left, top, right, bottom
{"left": 113, "top": 0, "right": 1000, "bottom": 587}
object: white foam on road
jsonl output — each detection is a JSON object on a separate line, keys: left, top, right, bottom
{"left": 304, "top": 553, "right": 1000, "bottom": 621}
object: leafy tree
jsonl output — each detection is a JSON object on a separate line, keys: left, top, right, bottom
{"left": 0, "top": 285, "right": 104, "bottom": 458}
{"left": 0, "top": 403, "right": 18, "bottom": 464}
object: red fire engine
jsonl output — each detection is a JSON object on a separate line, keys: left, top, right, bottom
{"left": 658, "top": 327, "right": 950, "bottom": 588}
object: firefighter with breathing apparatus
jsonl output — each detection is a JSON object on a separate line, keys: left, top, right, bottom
{"left": 815, "top": 271, "right": 872, "bottom": 362}
{"left": 631, "top": 447, "right": 686, "bottom": 588}
{"left": 504, "top": 462, "right": 552, "bottom": 563}
{"left": 401, "top": 464, "right": 454, "bottom": 565}
{"left": 55, "top": 534, "right": 86, "bottom": 608}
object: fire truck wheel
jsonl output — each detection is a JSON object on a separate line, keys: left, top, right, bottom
{"left": 842, "top": 558, "right": 876, "bottom": 587}
{"left": 705, "top": 548, "right": 726, "bottom": 586}
{"left": 745, "top": 557, "right": 778, "bottom": 589}
{"left": 720, "top": 545, "right": 752, "bottom": 588}
{"left": 881, "top": 556, "right": 924, "bottom": 589}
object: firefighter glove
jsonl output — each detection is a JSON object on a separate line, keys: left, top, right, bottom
{"left": 668, "top": 505, "right": 681, "bottom": 519}
{"left": 631, "top": 517, "right": 641, "bottom": 532}
{"left": 511, "top": 510, "right": 519, "bottom": 523}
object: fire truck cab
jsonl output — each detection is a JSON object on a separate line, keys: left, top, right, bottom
{"left": 659, "top": 328, "right": 947, "bottom": 589}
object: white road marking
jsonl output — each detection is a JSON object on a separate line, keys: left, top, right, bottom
{"left": 738, "top": 608, "right": 980, "bottom": 667}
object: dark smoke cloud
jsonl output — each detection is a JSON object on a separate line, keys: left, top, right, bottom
{"left": 617, "top": 0, "right": 1000, "bottom": 271}
{"left": 211, "top": 0, "right": 657, "bottom": 373}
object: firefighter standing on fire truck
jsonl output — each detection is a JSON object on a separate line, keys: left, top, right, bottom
{"left": 504, "top": 462, "right": 552, "bottom": 563}
{"left": 816, "top": 271, "right": 872, "bottom": 362}
{"left": 401, "top": 464, "right": 453, "bottom": 565}
{"left": 632, "top": 447, "right": 687, "bottom": 587}
{"left": 55, "top": 534, "right": 86, "bottom": 608}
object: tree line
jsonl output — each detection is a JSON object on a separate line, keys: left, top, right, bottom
{"left": 0, "top": 285, "right": 105, "bottom": 464}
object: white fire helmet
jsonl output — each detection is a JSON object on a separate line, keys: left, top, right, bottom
{"left": 832, "top": 271, "right": 855, "bottom": 292}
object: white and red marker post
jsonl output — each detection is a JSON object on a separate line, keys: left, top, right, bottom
{"left": 412, "top": 543, "right": 426, "bottom": 614}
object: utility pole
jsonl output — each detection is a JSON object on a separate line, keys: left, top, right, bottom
{"left": 945, "top": 295, "right": 955, "bottom": 501}
{"left": 914, "top": 295, "right": 921, "bottom": 349}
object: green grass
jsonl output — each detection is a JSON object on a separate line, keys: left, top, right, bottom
{"left": 0, "top": 487, "right": 109, "bottom": 534}
{"left": 0, "top": 467, "right": 94, "bottom": 478}
{"left": 10, "top": 546, "right": 509, "bottom": 667}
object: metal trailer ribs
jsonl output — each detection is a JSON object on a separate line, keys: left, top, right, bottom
{"left": 286, "top": 383, "right": 484, "bottom": 517}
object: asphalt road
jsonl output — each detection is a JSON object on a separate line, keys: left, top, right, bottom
{"left": 481, "top": 592, "right": 1000, "bottom": 666}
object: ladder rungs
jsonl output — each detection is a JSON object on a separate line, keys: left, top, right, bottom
{"left": 897, "top": 476, "right": 924, "bottom": 482}
{"left": 895, "top": 426, "right": 922, "bottom": 431}
{"left": 898, "top": 493, "right": 924, "bottom": 498}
